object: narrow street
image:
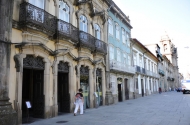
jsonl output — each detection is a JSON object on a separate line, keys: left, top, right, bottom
{"left": 24, "top": 92, "right": 190, "bottom": 125}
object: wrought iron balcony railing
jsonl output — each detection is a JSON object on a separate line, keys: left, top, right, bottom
{"left": 19, "top": 2, "right": 56, "bottom": 36}
{"left": 110, "top": 60, "right": 136, "bottom": 74}
{"left": 57, "top": 19, "right": 79, "bottom": 44}
{"left": 79, "top": 31, "right": 95, "bottom": 51}
{"left": 141, "top": 68, "right": 146, "bottom": 74}
{"left": 135, "top": 65, "right": 141, "bottom": 73}
{"left": 95, "top": 39, "right": 107, "bottom": 54}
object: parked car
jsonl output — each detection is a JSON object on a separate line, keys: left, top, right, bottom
{"left": 176, "top": 87, "right": 182, "bottom": 92}
{"left": 181, "top": 80, "right": 190, "bottom": 94}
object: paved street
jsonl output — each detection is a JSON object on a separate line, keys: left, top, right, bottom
{"left": 24, "top": 92, "right": 190, "bottom": 125}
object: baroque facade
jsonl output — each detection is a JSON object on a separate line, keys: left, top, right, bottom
{"left": 11, "top": 0, "right": 110, "bottom": 124}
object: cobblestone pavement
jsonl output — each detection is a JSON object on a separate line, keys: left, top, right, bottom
{"left": 24, "top": 92, "right": 190, "bottom": 125}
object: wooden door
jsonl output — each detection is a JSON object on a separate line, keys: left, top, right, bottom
{"left": 58, "top": 72, "right": 70, "bottom": 113}
{"left": 125, "top": 79, "right": 129, "bottom": 100}
{"left": 33, "top": 70, "right": 44, "bottom": 118}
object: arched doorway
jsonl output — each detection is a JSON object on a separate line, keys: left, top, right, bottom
{"left": 96, "top": 69, "right": 102, "bottom": 106}
{"left": 22, "top": 55, "right": 45, "bottom": 120}
{"left": 57, "top": 62, "right": 70, "bottom": 114}
{"left": 117, "top": 78, "right": 122, "bottom": 102}
{"left": 124, "top": 79, "right": 129, "bottom": 100}
{"left": 80, "top": 66, "right": 90, "bottom": 109}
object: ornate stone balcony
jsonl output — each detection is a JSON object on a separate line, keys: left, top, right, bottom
{"left": 79, "top": 31, "right": 95, "bottom": 52}
{"left": 95, "top": 39, "right": 107, "bottom": 54}
{"left": 110, "top": 60, "right": 136, "bottom": 74}
{"left": 19, "top": 2, "right": 56, "bottom": 36}
{"left": 57, "top": 19, "right": 79, "bottom": 44}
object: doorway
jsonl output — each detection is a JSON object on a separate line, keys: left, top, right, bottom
{"left": 141, "top": 79, "right": 144, "bottom": 97}
{"left": 58, "top": 72, "right": 70, "bottom": 113}
{"left": 96, "top": 69, "right": 102, "bottom": 106}
{"left": 125, "top": 79, "right": 129, "bottom": 100}
{"left": 22, "top": 68, "right": 44, "bottom": 119}
{"left": 80, "top": 66, "right": 90, "bottom": 109}
{"left": 118, "top": 84, "right": 122, "bottom": 102}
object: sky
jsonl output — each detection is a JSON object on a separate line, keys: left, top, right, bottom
{"left": 113, "top": 0, "right": 190, "bottom": 74}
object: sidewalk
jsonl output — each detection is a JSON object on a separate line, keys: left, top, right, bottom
{"left": 23, "top": 92, "right": 190, "bottom": 125}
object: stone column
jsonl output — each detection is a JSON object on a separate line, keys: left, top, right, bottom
{"left": 43, "top": 58, "right": 51, "bottom": 118}
{"left": 0, "top": 0, "right": 17, "bottom": 125}
{"left": 101, "top": 69, "right": 106, "bottom": 105}
{"left": 89, "top": 68, "right": 94, "bottom": 108}
{"left": 14, "top": 54, "right": 26, "bottom": 124}
{"left": 69, "top": 65, "right": 75, "bottom": 112}
{"left": 52, "top": 62, "right": 58, "bottom": 117}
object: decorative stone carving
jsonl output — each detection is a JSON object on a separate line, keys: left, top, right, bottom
{"left": 58, "top": 62, "right": 69, "bottom": 72}
{"left": 14, "top": 54, "right": 22, "bottom": 72}
{"left": 80, "top": 66, "right": 89, "bottom": 76}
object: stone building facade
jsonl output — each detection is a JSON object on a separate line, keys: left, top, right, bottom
{"left": 11, "top": 0, "right": 110, "bottom": 124}
{"left": 132, "top": 39, "right": 159, "bottom": 98}
{"left": 107, "top": 1, "right": 135, "bottom": 104}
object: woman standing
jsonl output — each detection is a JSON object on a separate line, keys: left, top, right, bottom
{"left": 74, "top": 88, "right": 84, "bottom": 116}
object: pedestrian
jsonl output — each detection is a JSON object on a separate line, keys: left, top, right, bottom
{"left": 159, "top": 87, "right": 162, "bottom": 94}
{"left": 74, "top": 88, "right": 84, "bottom": 116}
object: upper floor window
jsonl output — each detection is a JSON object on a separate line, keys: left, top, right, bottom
{"left": 133, "top": 52, "right": 137, "bottom": 66}
{"left": 108, "top": 18, "right": 113, "bottom": 35}
{"left": 151, "top": 62, "right": 153, "bottom": 72}
{"left": 116, "top": 24, "right": 120, "bottom": 40}
{"left": 148, "top": 60, "right": 150, "bottom": 70}
{"left": 29, "top": 0, "right": 45, "bottom": 23}
{"left": 59, "top": 1, "right": 69, "bottom": 23}
{"left": 139, "top": 55, "right": 142, "bottom": 67}
{"left": 29, "top": 0, "right": 44, "bottom": 9}
{"left": 128, "top": 55, "right": 131, "bottom": 65}
{"left": 123, "top": 53, "right": 127, "bottom": 65}
{"left": 122, "top": 28, "right": 126, "bottom": 44}
{"left": 95, "top": 24, "right": 101, "bottom": 40}
{"left": 164, "top": 44, "right": 167, "bottom": 51}
{"left": 80, "top": 15, "right": 87, "bottom": 32}
{"left": 109, "top": 45, "right": 114, "bottom": 60}
{"left": 126, "top": 33, "right": 130, "bottom": 47}
{"left": 117, "top": 49, "right": 121, "bottom": 62}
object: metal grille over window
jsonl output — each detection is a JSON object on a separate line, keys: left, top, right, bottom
{"left": 23, "top": 55, "right": 45, "bottom": 69}
{"left": 80, "top": 66, "right": 89, "bottom": 76}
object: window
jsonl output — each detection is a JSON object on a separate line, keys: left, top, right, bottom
{"left": 151, "top": 62, "right": 153, "bottom": 72}
{"left": 148, "top": 60, "right": 150, "bottom": 70}
{"left": 133, "top": 52, "right": 137, "bottom": 66}
{"left": 139, "top": 55, "right": 142, "bottom": 67}
{"left": 79, "top": 15, "right": 87, "bottom": 32}
{"left": 122, "top": 28, "right": 126, "bottom": 44}
{"left": 109, "top": 45, "right": 114, "bottom": 60}
{"left": 126, "top": 33, "right": 130, "bottom": 47}
{"left": 29, "top": 0, "right": 45, "bottom": 23}
{"left": 128, "top": 55, "right": 131, "bottom": 65}
{"left": 29, "top": 0, "right": 44, "bottom": 9}
{"left": 117, "top": 49, "right": 121, "bottom": 62}
{"left": 95, "top": 24, "right": 101, "bottom": 40}
{"left": 59, "top": 1, "right": 70, "bottom": 23}
{"left": 136, "top": 78, "right": 138, "bottom": 89}
{"left": 164, "top": 44, "right": 167, "bottom": 51}
{"left": 123, "top": 53, "right": 127, "bottom": 65}
{"left": 116, "top": 24, "right": 120, "bottom": 40}
{"left": 108, "top": 18, "right": 113, "bottom": 35}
